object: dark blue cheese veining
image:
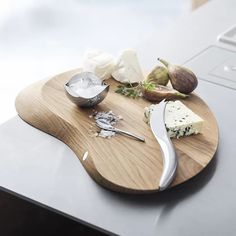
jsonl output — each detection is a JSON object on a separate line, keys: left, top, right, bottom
{"left": 144, "top": 101, "right": 204, "bottom": 138}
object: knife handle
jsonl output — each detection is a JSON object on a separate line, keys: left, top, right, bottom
{"left": 158, "top": 134, "right": 177, "bottom": 191}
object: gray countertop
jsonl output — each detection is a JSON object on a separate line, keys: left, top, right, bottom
{"left": 0, "top": 0, "right": 236, "bottom": 235}
{"left": 1, "top": 79, "right": 235, "bottom": 236}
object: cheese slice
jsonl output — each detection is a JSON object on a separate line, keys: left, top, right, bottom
{"left": 144, "top": 101, "right": 204, "bottom": 138}
{"left": 112, "top": 49, "right": 144, "bottom": 83}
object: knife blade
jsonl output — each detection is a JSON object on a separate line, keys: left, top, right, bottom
{"left": 150, "top": 100, "right": 177, "bottom": 191}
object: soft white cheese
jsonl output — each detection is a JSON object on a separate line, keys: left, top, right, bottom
{"left": 83, "top": 49, "right": 115, "bottom": 80}
{"left": 144, "top": 101, "right": 204, "bottom": 138}
{"left": 112, "top": 49, "right": 144, "bottom": 84}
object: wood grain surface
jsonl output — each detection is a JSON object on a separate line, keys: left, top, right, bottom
{"left": 15, "top": 69, "right": 219, "bottom": 193}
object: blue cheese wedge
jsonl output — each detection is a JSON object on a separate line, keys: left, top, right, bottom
{"left": 144, "top": 101, "right": 204, "bottom": 138}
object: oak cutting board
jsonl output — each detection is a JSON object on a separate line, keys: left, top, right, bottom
{"left": 15, "top": 69, "right": 219, "bottom": 193}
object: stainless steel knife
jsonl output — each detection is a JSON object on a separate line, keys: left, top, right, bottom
{"left": 150, "top": 100, "right": 177, "bottom": 191}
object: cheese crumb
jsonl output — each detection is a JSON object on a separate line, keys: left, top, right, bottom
{"left": 90, "top": 110, "right": 122, "bottom": 139}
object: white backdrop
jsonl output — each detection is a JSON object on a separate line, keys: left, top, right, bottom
{"left": 0, "top": 0, "right": 191, "bottom": 124}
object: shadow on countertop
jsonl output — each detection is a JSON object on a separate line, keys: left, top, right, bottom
{"left": 98, "top": 150, "right": 218, "bottom": 209}
{"left": 0, "top": 188, "right": 109, "bottom": 236}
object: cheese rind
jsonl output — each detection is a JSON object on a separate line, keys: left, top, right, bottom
{"left": 144, "top": 101, "right": 204, "bottom": 138}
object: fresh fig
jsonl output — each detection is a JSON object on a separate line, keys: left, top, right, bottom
{"left": 141, "top": 83, "right": 188, "bottom": 103}
{"left": 158, "top": 58, "right": 198, "bottom": 94}
{"left": 146, "top": 66, "right": 169, "bottom": 86}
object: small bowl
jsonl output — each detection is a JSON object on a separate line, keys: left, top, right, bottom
{"left": 64, "top": 72, "right": 109, "bottom": 107}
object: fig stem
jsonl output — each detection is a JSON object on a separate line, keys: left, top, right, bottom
{"left": 176, "top": 92, "right": 189, "bottom": 98}
{"left": 158, "top": 58, "right": 169, "bottom": 68}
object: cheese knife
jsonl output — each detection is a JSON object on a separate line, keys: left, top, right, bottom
{"left": 150, "top": 100, "right": 177, "bottom": 191}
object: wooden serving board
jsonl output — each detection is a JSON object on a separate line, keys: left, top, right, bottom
{"left": 15, "top": 69, "right": 219, "bottom": 193}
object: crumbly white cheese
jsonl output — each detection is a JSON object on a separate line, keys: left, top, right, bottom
{"left": 111, "top": 49, "right": 144, "bottom": 83}
{"left": 144, "top": 101, "right": 204, "bottom": 138}
{"left": 91, "top": 110, "right": 122, "bottom": 139}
